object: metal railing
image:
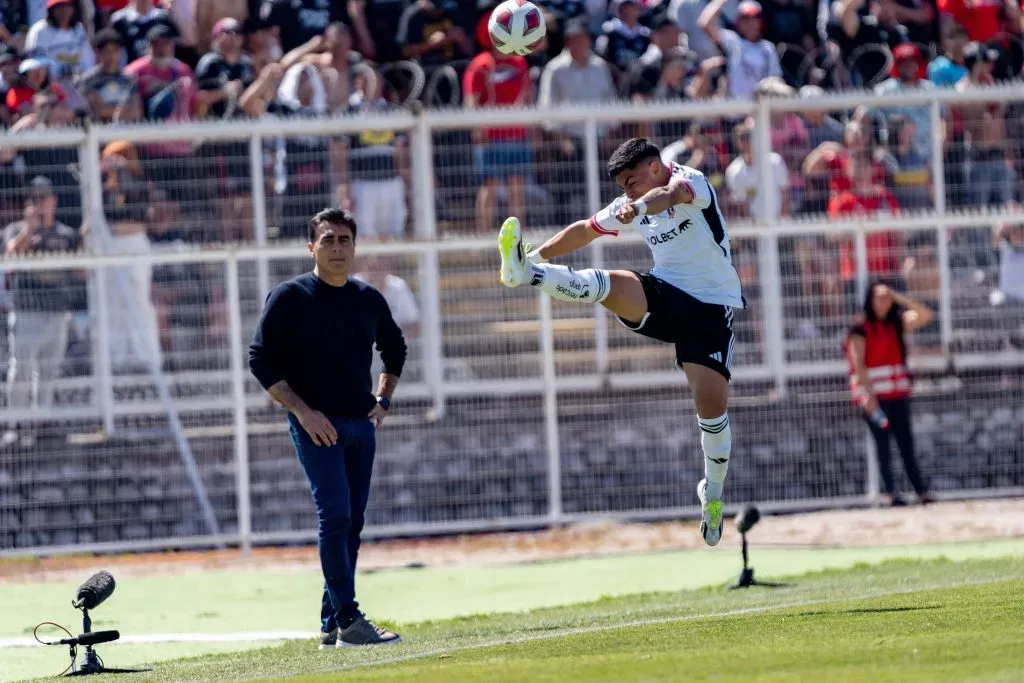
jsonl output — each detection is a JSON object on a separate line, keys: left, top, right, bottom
{"left": 2, "top": 85, "right": 1024, "bottom": 555}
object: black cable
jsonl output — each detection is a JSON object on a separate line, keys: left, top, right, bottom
{"left": 33, "top": 621, "right": 77, "bottom": 676}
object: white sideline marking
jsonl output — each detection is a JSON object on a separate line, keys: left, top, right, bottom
{"left": 0, "top": 631, "right": 312, "bottom": 649}
{"left": 324, "top": 575, "right": 1014, "bottom": 674}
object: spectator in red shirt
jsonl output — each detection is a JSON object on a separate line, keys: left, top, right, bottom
{"left": 5, "top": 57, "right": 65, "bottom": 121}
{"left": 802, "top": 120, "right": 889, "bottom": 212}
{"left": 125, "top": 24, "right": 207, "bottom": 201}
{"left": 937, "top": 0, "right": 1008, "bottom": 43}
{"left": 828, "top": 152, "right": 904, "bottom": 303}
{"left": 938, "top": 0, "right": 1023, "bottom": 79}
{"left": 463, "top": 43, "right": 533, "bottom": 233}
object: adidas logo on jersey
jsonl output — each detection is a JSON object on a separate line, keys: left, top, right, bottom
{"left": 639, "top": 216, "right": 652, "bottom": 225}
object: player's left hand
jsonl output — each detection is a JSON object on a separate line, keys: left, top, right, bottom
{"left": 615, "top": 203, "right": 640, "bottom": 224}
{"left": 368, "top": 402, "right": 388, "bottom": 429}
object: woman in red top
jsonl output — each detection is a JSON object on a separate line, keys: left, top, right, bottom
{"left": 845, "top": 282, "right": 935, "bottom": 506}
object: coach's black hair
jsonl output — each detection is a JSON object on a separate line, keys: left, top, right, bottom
{"left": 308, "top": 207, "right": 358, "bottom": 243}
{"left": 862, "top": 281, "right": 907, "bottom": 363}
{"left": 606, "top": 138, "right": 663, "bottom": 179}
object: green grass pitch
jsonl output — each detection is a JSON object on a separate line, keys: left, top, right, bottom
{"left": 3, "top": 540, "right": 1023, "bottom": 682}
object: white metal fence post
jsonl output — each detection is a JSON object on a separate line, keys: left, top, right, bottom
{"left": 855, "top": 223, "right": 868, "bottom": 304}
{"left": 539, "top": 291, "right": 563, "bottom": 522}
{"left": 584, "top": 118, "right": 609, "bottom": 376}
{"left": 412, "top": 114, "right": 445, "bottom": 418}
{"left": 854, "top": 222, "right": 873, "bottom": 500}
{"left": 865, "top": 431, "right": 879, "bottom": 503}
{"left": 249, "top": 133, "right": 270, "bottom": 303}
{"left": 930, "top": 100, "right": 953, "bottom": 354}
{"left": 81, "top": 124, "right": 114, "bottom": 435}
{"left": 225, "top": 254, "right": 252, "bottom": 554}
{"left": 755, "top": 98, "right": 787, "bottom": 396}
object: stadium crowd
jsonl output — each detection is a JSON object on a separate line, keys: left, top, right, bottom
{"left": 0, "top": 0, "right": 1022, "bottom": 407}
{"left": 0, "top": 0, "right": 1020, "bottom": 230}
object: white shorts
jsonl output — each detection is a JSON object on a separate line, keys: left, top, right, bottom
{"left": 352, "top": 178, "right": 407, "bottom": 241}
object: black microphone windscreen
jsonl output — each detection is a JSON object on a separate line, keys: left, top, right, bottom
{"left": 73, "top": 571, "right": 116, "bottom": 610}
{"left": 76, "top": 630, "right": 120, "bottom": 647}
{"left": 735, "top": 505, "right": 761, "bottom": 534}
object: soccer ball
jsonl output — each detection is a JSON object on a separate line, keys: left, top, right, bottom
{"left": 488, "top": 0, "right": 547, "bottom": 56}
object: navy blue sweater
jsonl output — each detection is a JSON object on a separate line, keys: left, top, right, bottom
{"left": 248, "top": 272, "right": 407, "bottom": 419}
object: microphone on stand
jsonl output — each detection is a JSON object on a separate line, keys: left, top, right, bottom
{"left": 72, "top": 571, "right": 116, "bottom": 611}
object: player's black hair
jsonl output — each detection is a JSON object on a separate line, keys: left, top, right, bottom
{"left": 862, "top": 281, "right": 908, "bottom": 363}
{"left": 309, "top": 207, "right": 358, "bottom": 243}
{"left": 606, "top": 138, "right": 663, "bottom": 179}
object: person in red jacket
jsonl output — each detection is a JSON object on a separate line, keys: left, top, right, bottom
{"left": 463, "top": 36, "right": 534, "bottom": 233}
{"left": 827, "top": 152, "right": 903, "bottom": 314}
{"left": 845, "top": 281, "right": 936, "bottom": 506}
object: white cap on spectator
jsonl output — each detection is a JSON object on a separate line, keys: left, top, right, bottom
{"left": 18, "top": 58, "right": 47, "bottom": 74}
{"left": 799, "top": 85, "right": 825, "bottom": 98}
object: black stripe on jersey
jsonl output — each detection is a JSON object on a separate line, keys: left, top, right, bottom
{"left": 701, "top": 177, "right": 727, "bottom": 258}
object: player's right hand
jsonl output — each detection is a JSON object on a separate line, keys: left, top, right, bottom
{"left": 615, "top": 203, "right": 639, "bottom": 224}
{"left": 298, "top": 409, "right": 338, "bottom": 447}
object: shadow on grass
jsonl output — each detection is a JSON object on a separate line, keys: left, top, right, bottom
{"left": 797, "top": 605, "right": 942, "bottom": 617}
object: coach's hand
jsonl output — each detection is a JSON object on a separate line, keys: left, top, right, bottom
{"left": 298, "top": 408, "right": 338, "bottom": 447}
{"left": 368, "top": 402, "right": 388, "bottom": 430}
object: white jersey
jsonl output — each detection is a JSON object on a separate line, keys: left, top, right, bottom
{"left": 589, "top": 163, "right": 745, "bottom": 308}
{"left": 25, "top": 21, "right": 95, "bottom": 80}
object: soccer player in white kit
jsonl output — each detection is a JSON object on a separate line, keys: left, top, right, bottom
{"left": 497, "top": 138, "right": 745, "bottom": 545}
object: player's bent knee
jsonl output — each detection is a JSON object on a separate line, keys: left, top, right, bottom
{"left": 603, "top": 271, "right": 648, "bottom": 324}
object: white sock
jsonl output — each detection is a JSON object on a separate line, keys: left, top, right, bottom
{"left": 698, "top": 413, "right": 731, "bottom": 501}
{"left": 527, "top": 263, "right": 610, "bottom": 304}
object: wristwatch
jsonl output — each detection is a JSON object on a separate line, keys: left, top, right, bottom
{"left": 376, "top": 396, "right": 391, "bottom": 411}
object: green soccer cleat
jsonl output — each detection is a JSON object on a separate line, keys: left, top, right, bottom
{"left": 498, "top": 216, "right": 529, "bottom": 288}
{"left": 697, "top": 478, "right": 724, "bottom": 546}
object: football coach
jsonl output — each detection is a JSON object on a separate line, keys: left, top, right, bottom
{"left": 249, "top": 208, "right": 406, "bottom": 648}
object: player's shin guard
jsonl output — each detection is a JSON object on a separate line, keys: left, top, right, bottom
{"left": 527, "top": 263, "right": 611, "bottom": 304}
{"left": 698, "top": 413, "right": 731, "bottom": 501}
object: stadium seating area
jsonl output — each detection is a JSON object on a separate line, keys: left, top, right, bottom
{"left": 3, "top": 372, "right": 1023, "bottom": 549}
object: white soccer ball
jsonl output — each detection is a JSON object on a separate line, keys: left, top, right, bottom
{"left": 488, "top": 0, "right": 547, "bottom": 56}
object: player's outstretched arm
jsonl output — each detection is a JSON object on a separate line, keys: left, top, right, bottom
{"left": 617, "top": 177, "right": 711, "bottom": 223}
{"left": 530, "top": 219, "right": 599, "bottom": 262}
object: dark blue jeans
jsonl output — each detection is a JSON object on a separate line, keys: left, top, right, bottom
{"left": 289, "top": 414, "right": 376, "bottom": 633}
